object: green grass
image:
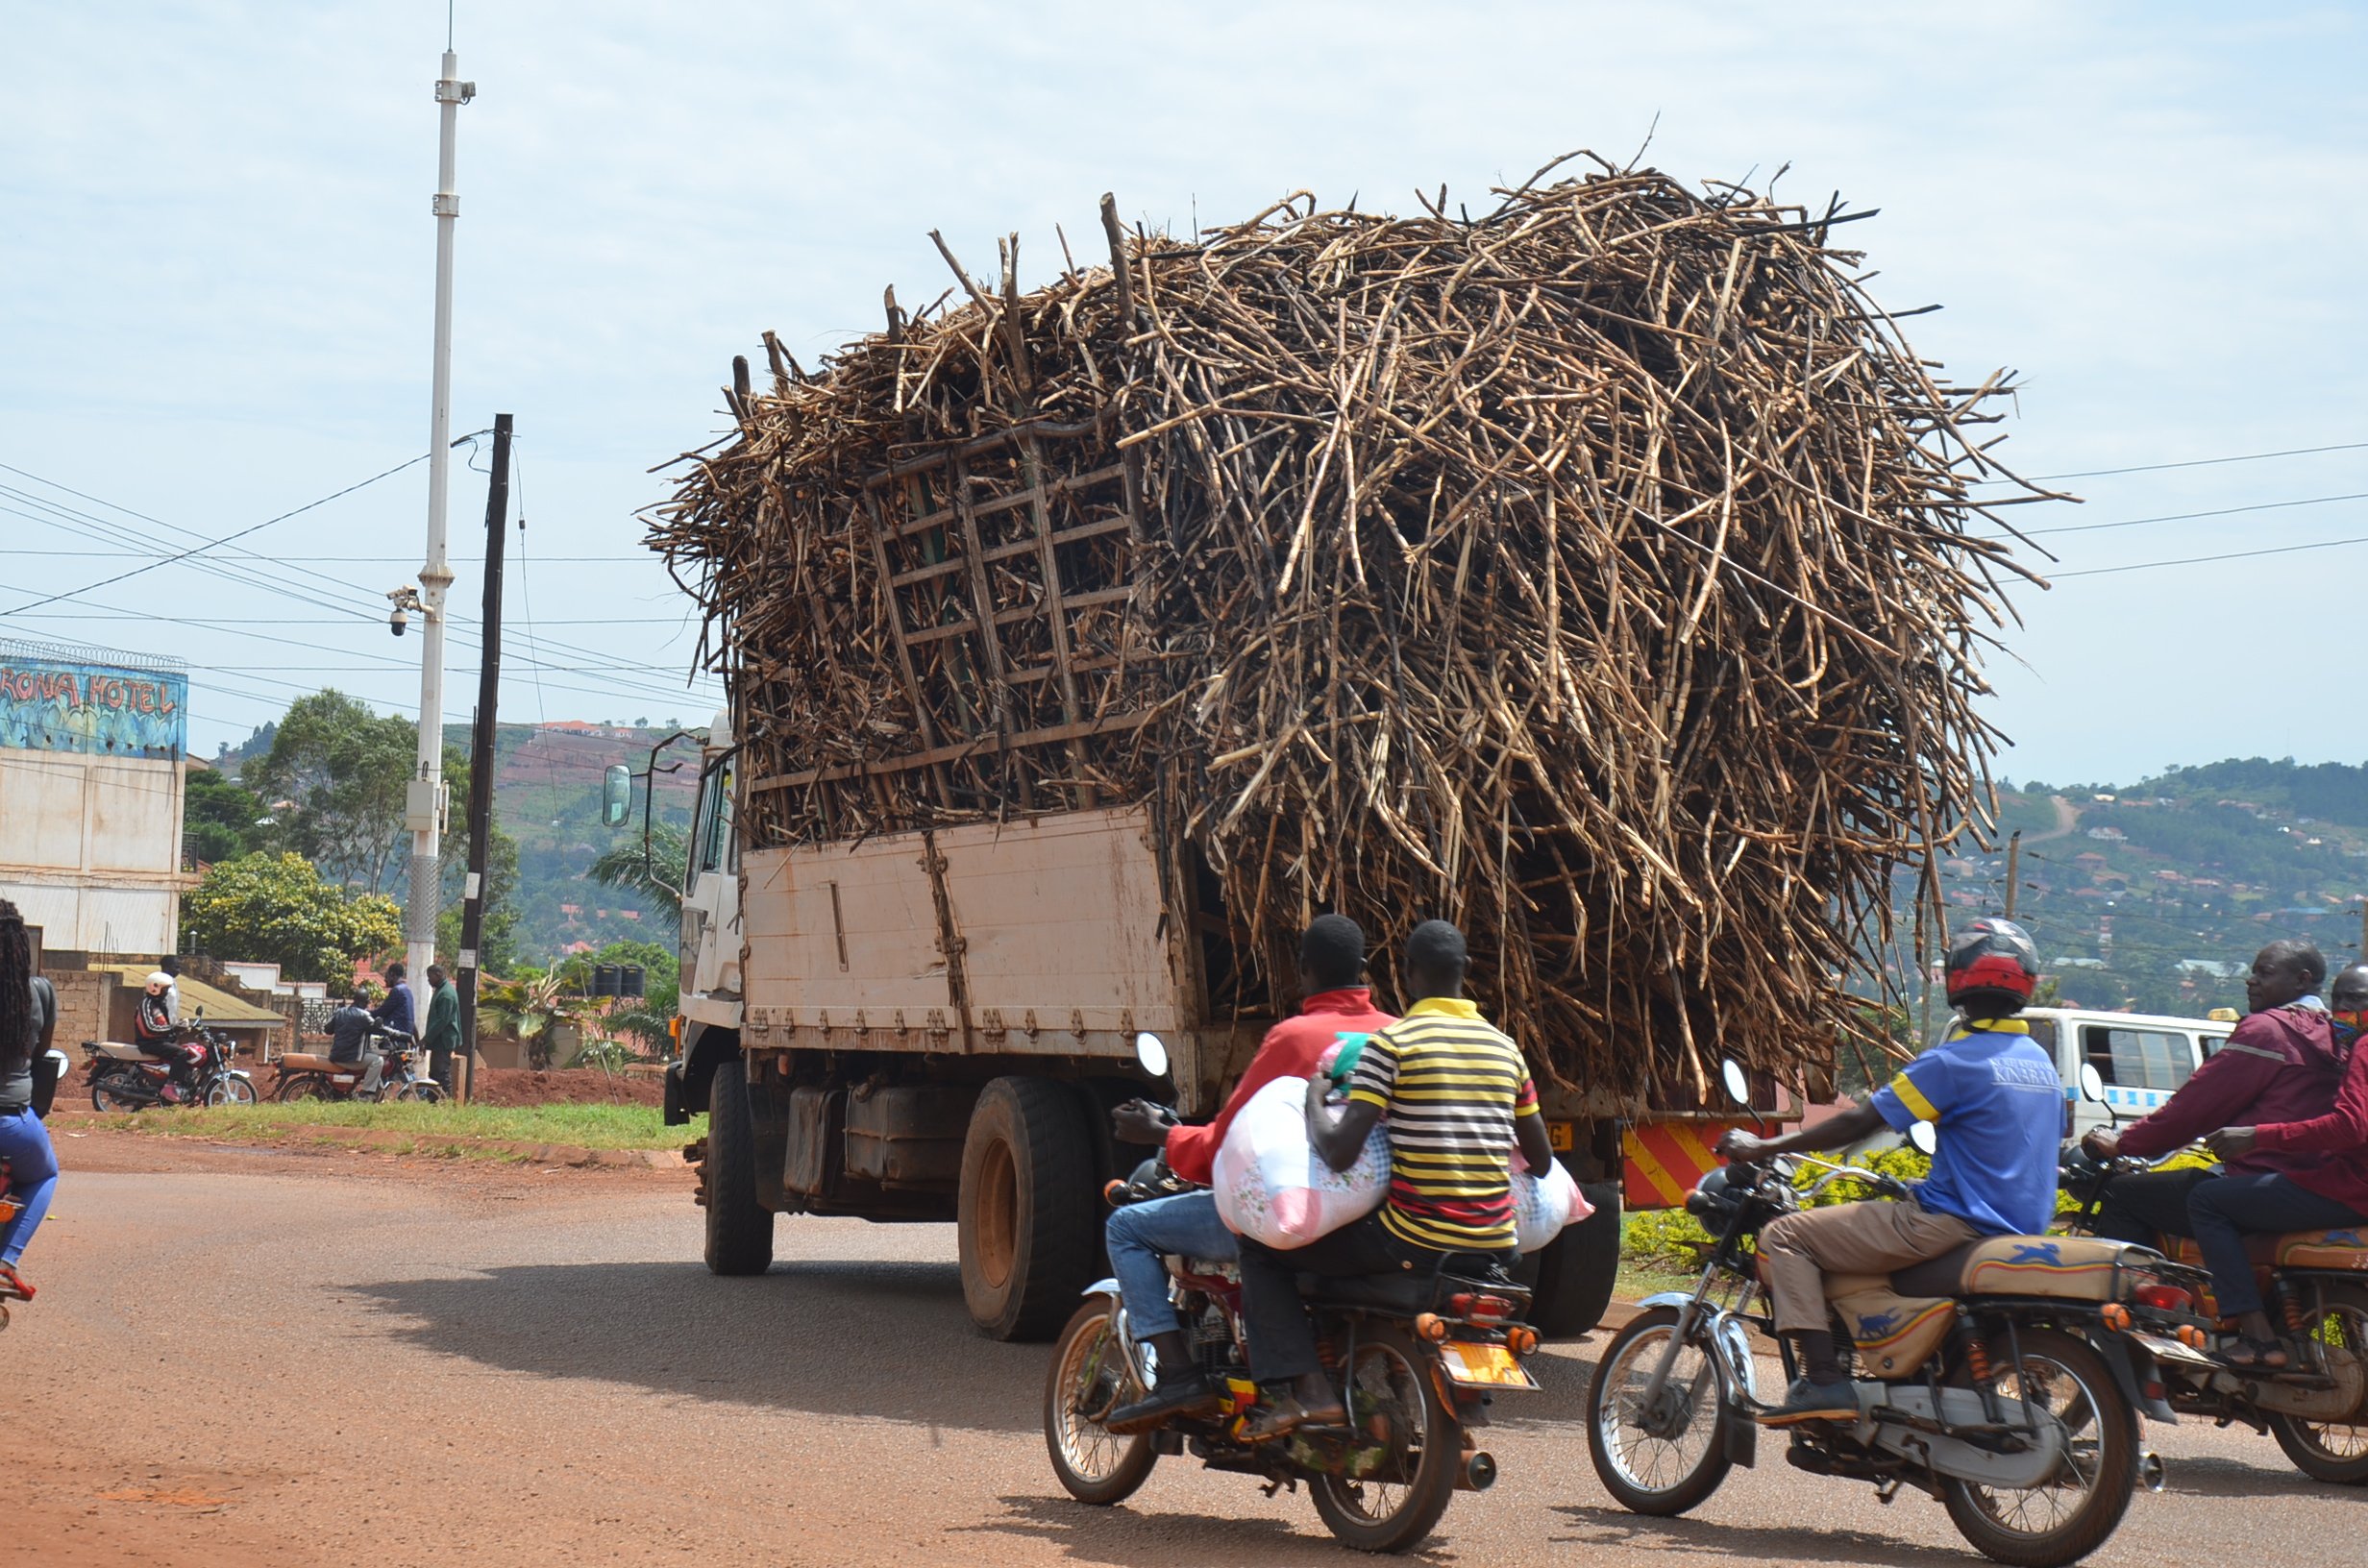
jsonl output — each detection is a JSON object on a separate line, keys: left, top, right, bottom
{"left": 85, "top": 1100, "right": 702, "bottom": 1151}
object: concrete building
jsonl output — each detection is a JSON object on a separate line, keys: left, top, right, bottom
{"left": 0, "top": 638, "right": 192, "bottom": 955}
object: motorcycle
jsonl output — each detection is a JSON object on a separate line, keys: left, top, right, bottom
{"left": 85, "top": 1017, "right": 258, "bottom": 1110}
{"left": 2059, "top": 1062, "right": 2368, "bottom": 1483}
{"left": 1042, "top": 1032, "right": 1540, "bottom": 1554}
{"left": 1586, "top": 1058, "right": 2187, "bottom": 1568}
{"left": 273, "top": 1026, "right": 445, "bottom": 1104}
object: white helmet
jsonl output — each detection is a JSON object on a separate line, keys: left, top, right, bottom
{"left": 146, "top": 970, "right": 175, "bottom": 990}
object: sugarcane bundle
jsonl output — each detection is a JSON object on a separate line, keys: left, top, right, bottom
{"left": 648, "top": 153, "right": 2050, "bottom": 1097}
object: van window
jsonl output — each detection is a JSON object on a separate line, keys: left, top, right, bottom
{"left": 2200, "top": 1035, "right": 2228, "bottom": 1058}
{"left": 2082, "top": 1026, "right": 2194, "bottom": 1093}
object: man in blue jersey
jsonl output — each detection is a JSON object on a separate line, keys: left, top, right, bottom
{"left": 1716, "top": 918, "right": 2061, "bottom": 1425}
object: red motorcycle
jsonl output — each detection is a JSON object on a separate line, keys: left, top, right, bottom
{"left": 85, "top": 1019, "right": 258, "bottom": 1110}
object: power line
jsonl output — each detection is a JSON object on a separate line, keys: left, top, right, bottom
{"left": 0, "top": 549, "right": 655, "bottom": 563}
{"left": 1982, "top": 440, "right": 2368, "bottom": 484}
{"left": 2053, "top": 532, "right": 2368, "bottom": 580}
{"left": 2018, "top": 491, "right": 2368, "bottom": 540}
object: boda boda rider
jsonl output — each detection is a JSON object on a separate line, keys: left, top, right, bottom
{"left": 2199, "top": 961, "right": 2368, "bottom": 1370}
{"left": 0, "top": 900, "right": 59, "bottom": 1300}
{"left": 1716, "top": 918, "right": 2060, "bottom": 1426}
{"left": 133, "top": 968, "right": 201, "bottom": 1102}
{"left": 1100, "top": 914, "right": 1395, "bottom": 1433}
{"left": 328, "top": 992, "right": 390, "bottom": 1097}
{"left": 1231, "top": 919, "right": 1553, "bottom": 1442}
{"left": 2082, "top": 940, "right": 2341, "bottom": 1250}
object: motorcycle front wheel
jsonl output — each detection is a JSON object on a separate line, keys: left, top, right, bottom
{"left": 206, "top": 1077, "right": 258, "bottom": 1107}
{"left": 390, "top": 1081, "right": 446, "bottom": 1105}
{"left": 1307, "top": 1325, "right": 1463, "bottom": 1554}
{"left": 2268, "top": 1282, "right": 2368, "bottom": 1484}
{"left": 1941, "top": 1325, "right": 2137, "bottom": 1568}
{"left": 1043, "top": 1297, "right": 1156, "bottom": 1507}
{"left": 1586, "top": 1305, "right": 1733, "bottom": 1516}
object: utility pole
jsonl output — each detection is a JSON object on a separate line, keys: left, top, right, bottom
{"left": 404, "top": 39, "right": 475, "bottom": 992}
{"left": 2004, "top": 830, "right": 2023, "bottom": 919}
{"left": 457, "top": 413, "right": 511, "bottom": 1105}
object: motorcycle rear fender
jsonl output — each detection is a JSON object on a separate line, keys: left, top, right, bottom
{"left": 2092, "top": 1329, "right": 2179, "bottom": 1424}
{"left": 1636, "top": 1291, "right": 1760, "bottom": 1468}
{"left": 1081, "top": 1277, "right": 1121, "bottom": 1300}
{"left": 1079, "top": 1280, "right": 1157, "bottom": 1386}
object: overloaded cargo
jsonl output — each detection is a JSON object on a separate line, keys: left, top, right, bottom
{"left": 653, "top": 154, "right": 2043, "bottom": 1103}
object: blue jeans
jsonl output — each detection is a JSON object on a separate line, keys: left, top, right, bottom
{"left": 1105, "top": 1190, "right": 1236, "bottom": 1339}
{"left": 2188, "top": 1172, "right": 2366, "bottom": 1316}
{"left": 0, "top": 1107, "right": 59, "bottom": 1267}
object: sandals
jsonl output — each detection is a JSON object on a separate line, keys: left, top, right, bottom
{"left": 2221, "top": 1335, "right": 2290, "bottom": 1373}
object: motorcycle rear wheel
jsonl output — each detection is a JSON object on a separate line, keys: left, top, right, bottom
{"left": 1941, "top": 1325, "right": 2137, "bottom": 1568}
{"left": 1307, "top": 1325, "right": 1462, "bottom": 1554}
{"left": 89, "top": 1076, "right": 144, "bottom": 1113}
{"left": 277, "top": 1076, "right": 332, "bottom": 1103}
{"left": 1585, "top": 1305, "right": 1732, "bottom": 1517}
{"left": 2268, "top": 1282, "right": 2368, "bottom": 1484}
{"left": 1043, "top": 1297, "right": 1156, "bottom": 1506}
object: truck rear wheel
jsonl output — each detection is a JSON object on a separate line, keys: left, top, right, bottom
{"left": 1528, "top": 1179, "right": 1621, "bottom": 1338}
{"left": 958, "top": 1077, "right": 1098, "bottom": 1341}
{"left": 703, "top": 1063, "right": 775, "bottom": 1276}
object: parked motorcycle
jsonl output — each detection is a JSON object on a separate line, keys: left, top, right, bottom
{"left": 273, "top": 1026, "right": 445, "bottom": 1104}
{"left": 1042, "top": 1033, "right": 1538, "bottom": 1554}
{"left": 86, "top": 1017, "right": 257, "bottom": 1110}
{"left": 2059, "top": 1062, "right": 2368, "bottom": 1483}
{"left": 1586, "top": 1059, "right": 2184, "bottom": 1568}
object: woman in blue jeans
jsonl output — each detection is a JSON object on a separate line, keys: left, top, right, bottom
{"left": 2201, "top": 964, "right": 2368, "bottom": 1369}
{"left": 0, "top": 900, "right": 60, "bottom": 1302}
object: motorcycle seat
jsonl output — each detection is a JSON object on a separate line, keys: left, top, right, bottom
{"left": 278, "top": 1053, "right": 358, "bottom": 1074}
{"left": 1300, "top": 1270, "right": 1437, "bottom": 1314}
{"left": 91, "top": 1041, "right": 166, "bottom": 1061}
{"left": 2161, "top": 1230, "right": 2368, "bottom": 1272}
{"left": 1891, "top": 1234, "right": 2134, "bottom": 1301}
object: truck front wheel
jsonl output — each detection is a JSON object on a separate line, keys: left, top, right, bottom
{"left": 703, "top": 1063, "right": 776, "bottom": 1276}
{"left": 959, "top": 1077, "right": 1098, "bottom": 1341}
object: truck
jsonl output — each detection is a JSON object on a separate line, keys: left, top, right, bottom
{"left": 654, "top": 708, "right": 1781, "bottom": 1341}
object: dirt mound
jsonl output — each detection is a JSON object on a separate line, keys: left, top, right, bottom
{"left": 462, "top": 1066, "right": 665, "bottom": 1107}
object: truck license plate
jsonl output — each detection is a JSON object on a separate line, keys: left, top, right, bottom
{"left": 1439, "top": 1341, "right": 1537, "bottom": 1389}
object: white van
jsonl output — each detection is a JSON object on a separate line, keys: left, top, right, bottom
{"left": 2017, "top": 1008, "right": 2234, "bottom": 1140}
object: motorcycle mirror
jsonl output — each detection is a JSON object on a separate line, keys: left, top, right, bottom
{"left": 2078, "top": 1063, "right": 2107, "bottom": 1104}
{"left": 1908, "top": 1120, "right": 1938, "bottom": 1157}
{"left": 1718, "top": 1057, "right": 1750, "bottom": 1109}
{"left": 601, "top": 764, "right": 632, "bottom": 829}
{"left": 1133, "top": 1031, "right": 1171, "bottom": 1080}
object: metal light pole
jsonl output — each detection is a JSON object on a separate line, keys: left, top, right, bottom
{"left": 405, "top": 46, "right": 475, "bottom": 987}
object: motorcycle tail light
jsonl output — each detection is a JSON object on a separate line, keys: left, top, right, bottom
{"left": 2132, "top": 1284, "right": 2193, "bottom": 1313}
{"left": 1449, "top": 1292, "right": 1512, "bottom": 1321}
{"left": 1412, "top": 1312, "right": 1450, "bottom": 1342}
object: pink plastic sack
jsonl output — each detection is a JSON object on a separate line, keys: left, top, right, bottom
{"left": 1512, "top": 1155, "right": 1593, "bottom": 1255}
{"left": 1211, "top": 1074, "right": 1390, "bottom": 1249}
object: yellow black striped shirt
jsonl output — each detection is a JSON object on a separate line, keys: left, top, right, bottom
{"left": 1345, "top": 996, "right": 1541, "bottom": 1251}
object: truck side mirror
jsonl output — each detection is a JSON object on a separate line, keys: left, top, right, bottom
{"left": 602, "top": 765, "right": 631, "bottom": 828}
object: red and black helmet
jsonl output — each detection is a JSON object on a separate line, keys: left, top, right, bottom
{"left": 1945, "top": 918, "right": 2040, "bottom": 1011}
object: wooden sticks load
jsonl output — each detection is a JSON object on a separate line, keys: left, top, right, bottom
{"left": 648, "top": 155, "right": 2049, "bottom": 1096}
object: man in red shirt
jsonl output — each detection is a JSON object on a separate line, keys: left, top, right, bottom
{"left": 2083, "top": 940, "right": 2342, "bottom": 1246}
{"left": 1100, "top": 914, "right": 1394, "bottom": 1433}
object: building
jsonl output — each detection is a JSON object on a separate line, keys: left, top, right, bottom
{"left": 0, "top": 638, "right": 191, "bottom": 956}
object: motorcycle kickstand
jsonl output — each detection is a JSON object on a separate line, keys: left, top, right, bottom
{"left": 1874, "top": 1478, "right": 1904, "bottom": 1507}
{"left": 1259, "top": 1476, "right": 1298, "bottom": 1499}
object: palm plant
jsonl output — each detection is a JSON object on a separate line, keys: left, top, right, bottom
{"left": 476, "top": 962, "right": 586, "bottom": 1071}
{"left": 589, "top": 822, "right": 687, "bottom": 925}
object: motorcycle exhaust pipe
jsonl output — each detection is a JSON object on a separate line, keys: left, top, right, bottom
{"left": 2140, "top": 1452, "right": 2165, "bottom": 1493}
{"left": 1455, "top": 1451, "right": 1497, "bottom": 1492}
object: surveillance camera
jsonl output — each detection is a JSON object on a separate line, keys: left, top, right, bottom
{"left": 390, "top": 607, "right": 409, "bottom": 637}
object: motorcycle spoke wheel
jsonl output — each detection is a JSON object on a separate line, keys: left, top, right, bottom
{"left": 1943, "top": 1327, "right": 2136, "bottom": 1567}
{"left": 392, "top": 1082, "right": 446, "bottom": 1104}
{"left": 1308, "top": 1326, "right": 1460, "bottom": 1553}
{"left": 1042, "top": 1299, "right": 1156, "bottom": 1506}
{"left": 2270, "top": 1287, "right": 2368, "bottom": 1484}
{"left": 206, "top": 1078, "right": 258, "bottom": 1107}
{"left": 1585, "top": 1307, "right": 1732, "bottom": 1516}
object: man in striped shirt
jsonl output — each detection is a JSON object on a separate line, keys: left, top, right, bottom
{"left": 1232, "top": 919, "right": 1554, "bottom": 1440}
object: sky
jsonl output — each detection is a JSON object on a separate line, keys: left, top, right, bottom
{"left": 4, "top": 1, "right": 2363, "bottom": 785}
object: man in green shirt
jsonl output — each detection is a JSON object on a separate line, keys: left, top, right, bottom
{"left": 422, "top": 965, "right": 462, "bottom": 1091}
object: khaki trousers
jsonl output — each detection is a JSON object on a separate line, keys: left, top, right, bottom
{"left": 1759, "top": 1197, "right": 1978, "bottom": 1335}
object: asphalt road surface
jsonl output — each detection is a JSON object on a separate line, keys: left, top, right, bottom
{"left": 9, "top": 1132, "right": 2363, "bottom": 1566}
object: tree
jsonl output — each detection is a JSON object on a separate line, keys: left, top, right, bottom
{"left": 184, "top": 769, "right": 268, "bottom": 867}
{"left": 181, "top": 852, "right": 404, "bottom": 982}
{"left": 589, "top": 821, "right": 687, "bottom": 924}
{"left": 243, "top": 691, "right": 420, "bottom": 891}
{"left": 432, "top": 751, "right": 523, "bottom": 976}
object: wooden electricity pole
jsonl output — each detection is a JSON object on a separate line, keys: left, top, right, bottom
{"left": 456, "top": 413, "right": 512, "bottom": 1104}
{"left": 2004, "top": 830, "right": 2022, "bottom": 919}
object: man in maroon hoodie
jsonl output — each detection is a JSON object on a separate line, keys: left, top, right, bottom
{"left": 2201, "top": 962, "right": 2368, "bottom": 1367}
{"left": 2083, "top": 940, "right": 2342, "bottom": 1248}
{"left": 1098, "top": 914, "right": 1395, "bottom": 1432}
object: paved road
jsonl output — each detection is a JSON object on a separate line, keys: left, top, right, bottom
{"left": 8, "top": 1134, "right": 2362, "bottom": 1566}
